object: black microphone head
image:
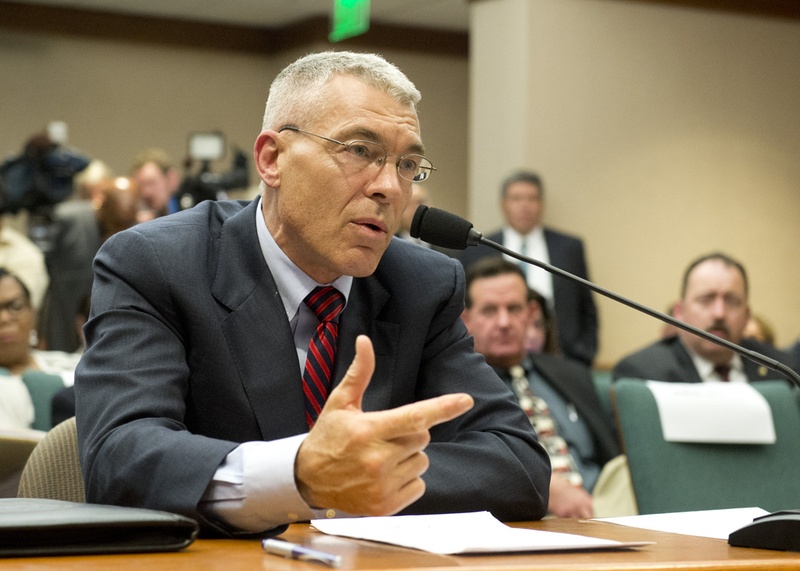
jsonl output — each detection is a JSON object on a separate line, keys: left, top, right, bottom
{"left": 410, "top": 205, "right": 477, "bottom": 250}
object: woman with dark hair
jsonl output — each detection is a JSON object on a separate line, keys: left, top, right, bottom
{"left": 0, "top": 267, "right": 80, "bottom": 430}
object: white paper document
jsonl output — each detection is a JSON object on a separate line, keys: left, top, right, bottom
{"left": 646, "top": 380, "right": 775, "bottom": 444}
{"left": 595, "top": 507, "right": 770, "bottom": 540}
{"left": 311, "top": 511, "right": 652, "bottom": 554}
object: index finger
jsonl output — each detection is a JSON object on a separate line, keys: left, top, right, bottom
{"left": 370, "top": 393, "right": 474, "bottom": 439}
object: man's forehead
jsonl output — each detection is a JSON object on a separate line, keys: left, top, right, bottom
{"left": 685, "top": 265, "right": 746, "bottom": 298}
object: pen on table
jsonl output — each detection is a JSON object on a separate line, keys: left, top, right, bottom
{"left": 262, "top": 538, "right": 343, "bottom": 568}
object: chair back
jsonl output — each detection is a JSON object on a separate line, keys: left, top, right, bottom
{"left": 612, "top": 378, "right": 800, "bottom": 514}
{"left": 17, "top": 416, "right": 85, "bottom": 503}
{"left": 21, "top": 371, "right": 66, "bottom": 431}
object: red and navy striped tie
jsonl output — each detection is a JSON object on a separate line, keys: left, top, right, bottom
{"left": 302, "top": 286, "right": 345, "bottom": 427}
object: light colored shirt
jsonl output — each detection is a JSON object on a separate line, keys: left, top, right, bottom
{"left": 0, "top": 225, "right": 49, "bottom": 310}
{"left": 686, "top": 344, "right": 747, "bottom": 383}
{"left": 201, "top": 198, "right": 352, "bottom": 533}
{"left": 0, "top": 350, "right": 79, "bottom": 431}
{"left": 502, "top": 226, "right": 553, "bottom": 303}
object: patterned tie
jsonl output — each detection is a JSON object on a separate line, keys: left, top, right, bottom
{"left": 303, "top": 286, "right": 345, "bottom": 427}
{"left": 509, "top": 365, "right": 584, "bottom": 487}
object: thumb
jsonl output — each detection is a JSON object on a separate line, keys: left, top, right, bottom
{"left": 324, "top": 334, "right": 375, "bottom": 412}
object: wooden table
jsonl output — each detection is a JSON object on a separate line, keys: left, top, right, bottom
{"left": 2, "top": 518, "right": 799, "bottom": 570}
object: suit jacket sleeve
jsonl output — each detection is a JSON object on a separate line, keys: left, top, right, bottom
{"left": 340, "top": 241, "right": 551, "bottom": 522}
{"left": 76, "top": 204, "right": 550, "bottom": 533}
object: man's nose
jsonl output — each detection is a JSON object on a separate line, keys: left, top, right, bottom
{"left": 366, "top": 161, "right": 406, "bottom": 202}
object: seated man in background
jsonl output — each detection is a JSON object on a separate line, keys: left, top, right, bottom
{"left": 613, "top": 252, "right": 796, "bottom": 383}
{"left": 75, "top": 50, "right": 550, "bottom": 537}
{"left": 462, "top": 257, "right": 620, "bottom": 518}
{"left": 457, "top": 171, "right": 598, "bottom": 366}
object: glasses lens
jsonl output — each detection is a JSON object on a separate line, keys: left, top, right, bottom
{"left": 343, "top": 141, "right": 385, "bottom": 168}
{"left": 404, "top": 156, "right": 433, "bottom": 182}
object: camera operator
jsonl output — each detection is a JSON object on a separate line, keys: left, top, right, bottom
{"left": 130, "top": 148, "right": 181, "bottom": 221}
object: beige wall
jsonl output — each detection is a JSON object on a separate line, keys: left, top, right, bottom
{"left": 471, "top": 0, "right": 800, "bottom": 367}
{"left": 0, "top": 31, "right": 468, "bottom": 216}
{"left": 3, "top": 1, "right": 799, "bottom": 367}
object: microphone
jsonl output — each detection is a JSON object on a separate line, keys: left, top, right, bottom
{"left": 411, "top": 204, "right": 800, "bottom": 551}
{"left": 410, "top": 204, "right": 800, "bottom": 389}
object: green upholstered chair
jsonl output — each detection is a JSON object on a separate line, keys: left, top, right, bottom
{"left": 612, "top": 378, "right": 800, "bottom": 514}
{"left": 17, "top": 416, "right": 85, "bottom": 503}
{"left": 21, "top": 371, "right": 66, "bottom": 431}
{"left": 591, "top": 369, "right": 615, "bottom": 428}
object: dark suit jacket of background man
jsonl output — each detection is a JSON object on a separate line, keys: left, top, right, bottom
{"left": 527, "top": 352, "right": 620, "bottom": 465}
{"left": 75, "top": 199, "right": 550, "bottom": 536}
{"left": 458, "top": 228, "right": 599, "bottom": 366}
{"left": 612, "top": 335, "right": 797, "bottom": 383}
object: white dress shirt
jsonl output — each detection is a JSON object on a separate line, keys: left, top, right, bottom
{"left": 502, "top": 226, "right": 553, "bottom": 303}
{"left": 688, "top": 350, "right": 747, "bottom": 384}
{"left": 201, "top": 198, "right": 352, "bottom": 532}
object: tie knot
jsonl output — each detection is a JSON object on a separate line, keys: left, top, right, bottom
{"left": 714, "top": 364, "right": 731, "bottom": 382}
{"left": 304, "top": 286, "right": 345, "bottom": 323}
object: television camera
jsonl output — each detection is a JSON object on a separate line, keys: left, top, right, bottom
{"left": 177, "top": 132, "right": 249, "bottom": 211}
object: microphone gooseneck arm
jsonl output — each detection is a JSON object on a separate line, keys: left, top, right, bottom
{"left": 481, "top": 235, "right": 800, "bottom": 389}
{"left": 410, "top": 204, "right": 800, "bottom": 389}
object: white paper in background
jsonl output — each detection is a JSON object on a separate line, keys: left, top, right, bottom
{"left": 645, "top": 381, "right": 775, "bottom": 444}
{"left": 595, "top": 507, "right": 770, "bottom": 540}
{"left": 311, "top": 511, "right": 652, "bottom": 554}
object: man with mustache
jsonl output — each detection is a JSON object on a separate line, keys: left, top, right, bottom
{"left": 612, "top": 252, "right": 795, "bottom": 383}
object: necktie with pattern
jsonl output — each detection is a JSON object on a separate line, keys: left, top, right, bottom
{"left": 303, "top": 286, "right": 345, "bottom": 427}
{"left": 509, "top": 364, "right": 584, "bottom": 487}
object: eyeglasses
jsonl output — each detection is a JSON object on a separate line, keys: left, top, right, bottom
{"left": 279, "top": 126, "right": 436, "bottom": 183}
{"left": 0, "top": 297, "right": 30, "bottom": 320}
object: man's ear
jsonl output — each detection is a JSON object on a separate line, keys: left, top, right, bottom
{"left": 254, "top": 130, "right": 281, "bottom": 188}
{"left": 673, "top": 299, "right": 685, "bottom": 321}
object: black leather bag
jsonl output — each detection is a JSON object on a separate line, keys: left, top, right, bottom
{"left": 0, "top": 498, "right": 198, "bottom": 557}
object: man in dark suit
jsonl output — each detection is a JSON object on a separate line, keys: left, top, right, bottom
{"left": 613, "top": 252, "right": 796, "bottom": 383}
{"left": 458, "top": 171, "right": 598, "bottom": 366}
{"left": 462, "top": 258, "right": 619, "bottom": 518}
{"left": 75, "top": 51, "right": 550, "bottom": 537}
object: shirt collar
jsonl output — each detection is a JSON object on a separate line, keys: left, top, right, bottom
{"left": 682, "top": 339, "right": 743, "bottom": 382}
{"left": 255, "top": 197, "right": 352, "bottom": 321}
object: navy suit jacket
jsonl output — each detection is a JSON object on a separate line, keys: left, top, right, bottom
{"left": 612, "top": 335, "right": 796, "bottom": 383}
{"left": 458, "top": 228, "right": 598, "bottom": 365}
{"left": 529, "top": 353, "right": 620, "bottom": 465}
{"left": 75, "top": 199, "right": 550, "bottom": 535}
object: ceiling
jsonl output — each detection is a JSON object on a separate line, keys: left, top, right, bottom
{"left": 6, "top": 0, "right": 471, "bottom": 31}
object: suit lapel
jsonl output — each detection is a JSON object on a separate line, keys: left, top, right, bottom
{"left": 213, "top": 200, "right": 308, "bottom": 438}
{"left": 334, "top": 275, "right": 399, "bottom": 412}
{"left": 671, "top": 339, "right": 704, "bottom": 383}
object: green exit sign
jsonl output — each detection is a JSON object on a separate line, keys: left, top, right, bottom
{"left": 329, "top": 0, "right": 370, "bottom": 42}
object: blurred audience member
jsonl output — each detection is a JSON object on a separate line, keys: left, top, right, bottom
{"left": 743, "top": 314, "right": 776, "bottom": 346}
{"left": 38, "top": 177, "right": 139, "bottom": 352}
{"left": 613, "top": 253, "right": 796, "bottom": 383}
{"left": 458, "top": 171, "right": 598, "bottom": 366}
{"left": 131, "top": 148, "right": 180, "bottom": 221}
{"left": 0, "top": 220, "right": 48, "bottom": 311}
{"left": 73, "top": 159, "right": 115, "bottom": 202}
{"left": 526, "top": 287, "right": 561, "bottom": 355}
{"left": 0, "top": 268, "right": 80, "bottom": 430}
{"left": 462, "top": 257, "right": 619, "bottom": 517}
{"left": 660, "top": 302, "right": 680, "bottom": 339}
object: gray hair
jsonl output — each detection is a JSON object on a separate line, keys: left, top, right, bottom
{"left": 262, "top": 51, "right": 421, "bottom": 131}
